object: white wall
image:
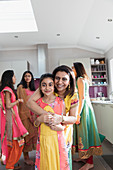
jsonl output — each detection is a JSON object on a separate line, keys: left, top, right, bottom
{"left": 0, "top": 47, "right": 104, "bottom": 78}
{"left": 105, "top": 47, "right": 113, "bottom": 96}
{"left": 0, "top": 49, "right": 38, "bottom": 78}
{"left": 48, "top": 47, "right": 104, "bottom": 73}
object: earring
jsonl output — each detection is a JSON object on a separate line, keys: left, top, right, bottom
{"left": 68, "top": 84, "right": 70, "bottom": 90}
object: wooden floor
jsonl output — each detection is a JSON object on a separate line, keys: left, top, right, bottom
{"left": 0, "top": 139, "right": 113, "bottom": 170}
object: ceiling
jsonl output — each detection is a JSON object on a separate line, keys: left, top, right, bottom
{"left": 0, "top": 0, "right": 113, "bottom": 54}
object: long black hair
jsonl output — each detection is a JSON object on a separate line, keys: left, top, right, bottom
{"left": 73, "top": 62, "right": 88, "bottom": 80}
{"left": 39, "top": 73, "right": 54, "bottom": 97}
{"left": 52, "top": 65, "right": 75, "bottom": 98}
{"left": 0, "top": 70, "right": 17, "bottom": 99}
{"left": 17, "top": 71, "right": 35, "bottom": 91}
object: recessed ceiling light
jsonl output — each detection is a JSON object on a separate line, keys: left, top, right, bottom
{"left": 56, "top": 34, "right": 60, "bottom": 36}
{"left": 14, "top": 36, "right": 18, "bottom": 38}
{"left": 108, "top": 19, "right": 112, "bottom": 22}
{"left": 96, "top": 37, "right": 100, "bottom": 39}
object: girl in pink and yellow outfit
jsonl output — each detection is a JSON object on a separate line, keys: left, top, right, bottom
{"left": 34, "top": 73, "right": 69, "bottom": 170}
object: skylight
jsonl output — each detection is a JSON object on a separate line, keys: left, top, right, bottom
{"left": 0, "top": 0, "right": 38, "bottom": 33}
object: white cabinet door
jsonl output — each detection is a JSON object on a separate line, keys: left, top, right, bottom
{"left": 11, "top": 61, "right": 29, "bottom": 88}
{"left": 101, "top": 104, "right": 113, "bottom": 144}
{"left": 92, "top": 103, "right": 102, "bottom": 134}
{"left": 0, "top": 61, "right": 12, "bottom": 78}
{"left": 59, "top": 58, "right": 91, "bottom": 83}
{"left": 92, "top": 103, "right": 113, "bottom": 144}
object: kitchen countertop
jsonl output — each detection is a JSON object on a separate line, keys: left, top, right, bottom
{"left": 91, "top": 100, "right": 113, "bottom": 105}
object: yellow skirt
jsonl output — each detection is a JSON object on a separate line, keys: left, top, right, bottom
{"left": 40, "top": 106, "right": 60, "bottom": 170}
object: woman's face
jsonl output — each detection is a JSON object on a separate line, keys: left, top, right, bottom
{"left": 24, "top": 73, "right": 32, "bottom": 83}
{"left": 12, "top": 74, "right": 16, "bottom": 84}
{"left": 41, "top": 78, "right": 54, "bottom": 96}
{"left": 54, "top": 71, "right": 70, "bottom": 93}
{"left": 72, "top": 66, "right": 77, "bottom": 77}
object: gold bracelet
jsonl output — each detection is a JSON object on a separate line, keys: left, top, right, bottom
{"left": 77, "top": 115, "right": 81, "bottom": 119}
{"left": 34, "top": 120, "right": 39, "bottom": 127}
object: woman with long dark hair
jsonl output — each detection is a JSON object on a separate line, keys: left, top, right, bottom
{"left": 72, "top": 62, "right": 102, "bottom": 170}
{"left": 27, "top": 65, "right": 78, "bottom": 170}
{"left": 17, "top": 71, "right": 37, "bottom": 166}
{"left": 0, "top": 70, "right": 28, "bottom": 170}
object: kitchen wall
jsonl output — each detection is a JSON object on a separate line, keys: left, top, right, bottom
{"left": 0, "top": 47, "right": 104, "bottom": 77}
{"left": 48, "top": 47, "right": 104, "bottom": 73}
{"left": 0, "top": 49, "right": 38, "bottom": 78}
{"left": 105, "top": 46, "right": 113, "bottom": 96}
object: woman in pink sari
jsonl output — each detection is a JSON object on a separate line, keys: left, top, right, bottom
{"left": 0, "top": 70, "right": 28, "bottom": 170}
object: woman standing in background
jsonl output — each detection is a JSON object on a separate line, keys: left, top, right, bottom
{"left": 27, "top": 65, "right": 78, "bottom": 170}
{"left": 0, "top": 70, "right": 28, "bottom": 170}
{"left": 72, "top": 62, "right": 102, "bottom": 170}
{"left": 17, "top": 71, "right": 37, "bottom": 166}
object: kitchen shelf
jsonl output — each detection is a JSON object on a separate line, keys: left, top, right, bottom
{"left": 90, "top": 57, "right": 108, "bottom": 86}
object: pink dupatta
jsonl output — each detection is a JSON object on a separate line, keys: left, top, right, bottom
{"left": 35, "top": 97, "right": 69, "bottom": 170}
{"left": 0, "top": 86, "right": 28, "bottom": 164}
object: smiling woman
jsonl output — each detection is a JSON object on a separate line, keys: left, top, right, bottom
{"left": 27, "top": 65, "right": 78, "bottom": 170}
{"left": 17, "top": 71, "right": 37, "bottom": 166}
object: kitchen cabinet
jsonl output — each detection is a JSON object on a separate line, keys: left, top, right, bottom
{"left": 0, "top": 60, "right": 29, "bottom": 88}
{"left": 92, "top": 103, "right": 113, "bottom": 144}
{"left": 91, "top": 57, "right": 108, "bottom": 86}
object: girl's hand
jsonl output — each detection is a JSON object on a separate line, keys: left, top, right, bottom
{"left": 18, "top": 99, "right": 23, "bottom": 103}
{"left": 76, "top": 115, "right": 81, "bottom": 125}
{"left": 49, "top": 124, "right": 65, "bottom": 131}
{"left": 38, "top": 113, "right": 53, "bottom": 124}
{"left": 50, "top": 112, "right": 62, "bottom": 125}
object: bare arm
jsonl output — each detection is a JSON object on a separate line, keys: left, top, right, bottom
{"left": 51, "top": 98, "right": 78, "bottom": 125}
{"left": 27, "top": 88, "right": 48, "bottom": 115}
{"left": 5, "top": 91, "right": 23, "bottom": 109}
{"left": 76, "top": 78, "right": 85, "bottom": 124}
{"left": 62, "top": 105, "right": 78, "bottom": 124}
{"left": 50, "top": 124, "right": 65, "bottom": 131}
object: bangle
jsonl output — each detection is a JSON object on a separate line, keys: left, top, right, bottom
{"left": 77, "top": 115, "right": 81, "bottom": 119}
{"left": 34, "top": 120, "right": 39, "bottom": 127}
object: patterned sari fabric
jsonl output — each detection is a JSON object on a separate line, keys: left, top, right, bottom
{"left": 56, "top": 92, "right": 78, "bottom": 170}
{"left": 73, "top": 78, "right": 103, "bottom": 159}
{"left": 0, "top": 86, "right": 28, "bottom": 165}
{"left": 35, "top": 97, "right": 69, "bottom": 170}
{"left": 17, "top": 85, "right": 38, "bottom": 152}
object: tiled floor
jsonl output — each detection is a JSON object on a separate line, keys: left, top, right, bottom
{"left": 0, "top": 139, "right": 113, "bottom": 170}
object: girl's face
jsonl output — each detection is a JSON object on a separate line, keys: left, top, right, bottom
{"left": 72, "top": 66, "right": 77, "bottom": 77}
{"left": 12, "top": 74, "right": 16, "bottom": 84}
{"left": 41, "top": 77, "right": 54, "bottom": 96}
{"left": 24, "top": 73, "right": 32, "bottom": 83}
{"left": 54, "top": 71, "right": 70, "bottom": 93}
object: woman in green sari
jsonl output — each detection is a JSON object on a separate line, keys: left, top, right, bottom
{"left": 72, "top": 62, "right": 103, "bottom": 170}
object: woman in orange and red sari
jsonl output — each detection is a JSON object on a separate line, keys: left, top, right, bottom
{"left": 0, "top": 70, "right": 28, "bottom": 170}
{"left": 17, "top": 71, "right": 37, "bottom": 166}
